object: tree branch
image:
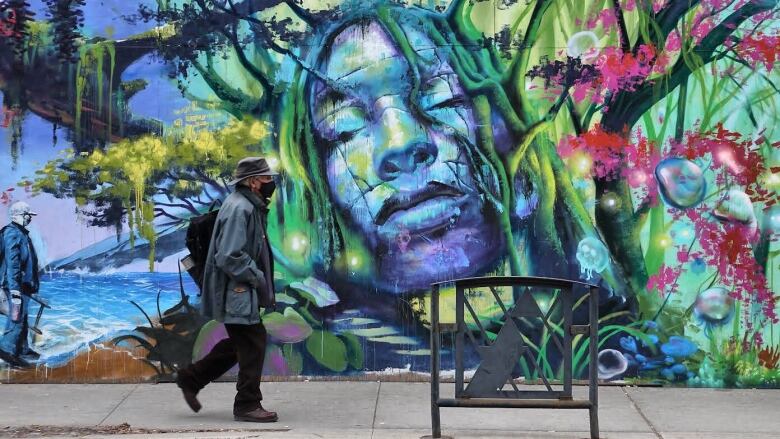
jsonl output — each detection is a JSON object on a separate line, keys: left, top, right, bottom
{"left": 602, "top": 0, "right": 779, "bottom": 132}
{"left": 611, "top": 0, "right": 631, "bottom": 52}
{"left": 221, "top": 22, "right": 273, "bottom": 93}
{"left": 193, "top": 168, "right": 229, "bottom": 195}
{"left": 189, "top": 52, "right": 254, "bottom": 111}
{"left": 655, "top": 0, "right": 702, "bottom": 37}
{"left": 219, "top": 0, "right": 317, "bottom": 25}
{"left": 154, "top": 201, "right": 200, "bottom": 215}
{"left": 504, "top": 0, "right": 555, "bottom": 114}
{"left": 153, "top": 208, "right": 185, "bottom": 222}
{"left": 566, "top": 97, "right": 583, "bottom": 135}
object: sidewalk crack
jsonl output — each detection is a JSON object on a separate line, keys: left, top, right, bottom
{"left": 621, "top": 387, "right": 663, "bottom": 439}
{"left": 98, "top": 384, "right": 139, "bottom": 426}
{"left": 370, "top": 381, "right": 382, "bottom": 439}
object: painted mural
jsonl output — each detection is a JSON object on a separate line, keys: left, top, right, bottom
{"left": 0, "top": 0, "right": 778, "bottom": 388}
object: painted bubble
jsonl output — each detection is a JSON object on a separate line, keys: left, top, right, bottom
{"left": 713, "top": 188, "right": 757, "bottom": 235}
{"left": 694, "top": 287, "right": 734, "bottom": 325}
{"left": 660, "top": 336, "right": 698, "bottom": 358}
{"left": 766, "top": 205, "right": 780, "bottom": 233}
{"left": 567, "top": 31, "right": 600, "bottom": 62}
{"left": 597, "top": 349, "right": 628, "bottom": 380}
{"left": 576, "top": 237, "right": 609, "bottom": 279}
{"left": 655, "top": 158, "right": 706, "bottom": 209}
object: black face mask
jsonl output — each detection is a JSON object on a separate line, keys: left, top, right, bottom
{"left": 260, "top": 181, "right": 276, "bottom": 200}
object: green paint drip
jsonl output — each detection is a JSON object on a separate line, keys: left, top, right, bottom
{"left": 95, "top": 44, "right": 104, "bottom": 115}
{"left": 74, "top": 45, "right": 88, "bottom": 139}
{"left": 107, "top": 42, "right": 115, "bottom": 139}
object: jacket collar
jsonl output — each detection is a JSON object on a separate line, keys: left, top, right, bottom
{"left": 236, "top": 186, "right": 268, "bottom": 211}
{"left": 8, "top": 222, "right": 29, "bottom": 235}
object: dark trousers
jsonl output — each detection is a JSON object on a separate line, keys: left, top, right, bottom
{"left": 179, "top": 322, "right": 267, "bottom": 413}
{"left": 0, "top": 290, "right": 31, "bottom": 357}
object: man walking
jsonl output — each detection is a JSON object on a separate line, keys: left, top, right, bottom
{"left": 0, "top": 201, "right": 41, "bottom": 368}
{"left": 176, "top": 157, "right": 279, "bottom": 422}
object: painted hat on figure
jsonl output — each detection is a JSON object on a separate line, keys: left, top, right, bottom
{"left": 9, "top": 201, "right": 37, "bottom": 217}
{"left": 228, "top": 157, "right": 279, "bottom": 186}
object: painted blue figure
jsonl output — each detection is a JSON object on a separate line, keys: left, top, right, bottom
{"left": 0, "top": 201, "right": 40, "bottom": 368}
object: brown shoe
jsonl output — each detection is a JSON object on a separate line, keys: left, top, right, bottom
{"left": 174, "top": 373, "right": 201, "bottom": 413}
{"left": 234, "top": 405, "right": 278, "bottom": 423}
{"left": 179, "top": 387, "right": 202, "bottom": 413}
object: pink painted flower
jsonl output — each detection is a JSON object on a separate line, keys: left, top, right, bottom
{"left": 681, "top": 208, "right": 777, "bottom": 323}
{"left": 587, "top": 9, "right": 618, "bottom": 30}
{"left": 665, "top": 31, "right": 682, "bottom": 52}
{"left": 652, "top": 0, "right": 668, "bottom": 13}
{"left": 736, "top": 32, "right": 780, "bottom": 72}
{"left": 647, "top": 264, "right": 682, "bottom": 296}
{"left": 595, "top": 45, "right": 657, "bottom": 94}
{"left": 691, "top": 15, "right": 716, "bottom": 45}
{"left": 557, "top": 124, "right": 627, "bottom": 180}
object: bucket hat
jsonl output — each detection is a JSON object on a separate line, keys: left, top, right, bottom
{"left": 228, "top": 157, "right": 279, "bottom": 186}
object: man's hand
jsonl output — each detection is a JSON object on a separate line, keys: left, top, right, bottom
{"left": 9, "top": 290, "right": 22, "bottom": 322}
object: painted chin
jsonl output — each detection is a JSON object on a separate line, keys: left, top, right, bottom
{"left": 372, "top": 201, "right": 504, "bottom": 292}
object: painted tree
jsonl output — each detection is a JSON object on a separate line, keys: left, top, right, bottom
{"left": 32, "top": 119, "right": 271, "bottom": 265}
{"left": 44, "top": 0, "right": 85, "bottom": 62}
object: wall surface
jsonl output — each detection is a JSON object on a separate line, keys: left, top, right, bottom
{"left": 0, "top": 0, "right": 778, "bottom": 387}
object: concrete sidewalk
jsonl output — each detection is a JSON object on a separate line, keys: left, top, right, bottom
{"left": 0, "top": 382, "right": 778, "bottom": 439}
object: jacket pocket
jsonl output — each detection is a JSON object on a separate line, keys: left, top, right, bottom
{"left": 225, "top": 282, "right": 253, "bottom": 318}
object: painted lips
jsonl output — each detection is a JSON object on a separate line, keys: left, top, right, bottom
{"left": 386, "top": 195, "right": 467, "bottom": 234}
{"left": 375, "top": 182, "right": 468, "bottom": 234}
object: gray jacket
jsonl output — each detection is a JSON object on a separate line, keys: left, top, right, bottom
{"left": 200, "top": 186, "right": 275, "bottom": 325}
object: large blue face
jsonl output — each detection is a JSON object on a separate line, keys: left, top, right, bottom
{"left": 309, "top": 20, "right": 505, "bottom": 291}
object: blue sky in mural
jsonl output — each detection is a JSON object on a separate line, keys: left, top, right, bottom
{"left": 27, "top": 0, "right": 158, "bottom": 39}
{"left": 123, "top": 54, "right": 193, "bottom": 125}
{"left": 0, "top": 109, "right": 118, "bottom": 263}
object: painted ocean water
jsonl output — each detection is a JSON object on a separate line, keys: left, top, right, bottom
{"left": 3, "top": 272, "right": 200, "bottom": 367}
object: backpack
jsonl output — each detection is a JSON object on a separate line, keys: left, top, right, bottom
{"left": 182, "top": 201, "right": 221, "bottom": 292}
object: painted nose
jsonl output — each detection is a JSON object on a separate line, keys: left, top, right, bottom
{"left": 374, "top": 109, "right": 438, "bottom": 181}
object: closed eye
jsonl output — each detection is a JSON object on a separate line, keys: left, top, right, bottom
{"left": 317, "top": 106, "right": 367, "bottom": 143}
{"left": 426, "top": 95, "right": 467, "bottom": 111}
{"left": 336, "top": 130, "right": 359, "bottom": 143}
